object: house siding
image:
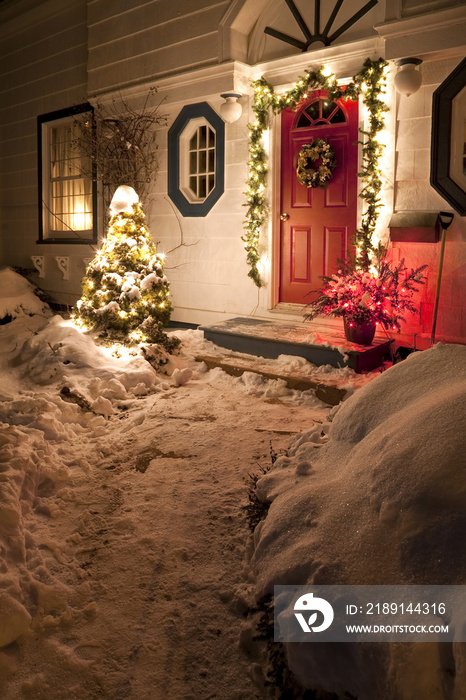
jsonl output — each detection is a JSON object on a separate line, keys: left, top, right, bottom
{"left": 0, "top": 0, "right": 464, "bottom": 344}
{"left": 87, "top": 0, "right": 230, "bottom": 93}
{"left": 393, "top": 54, "right": 466, "bottom": 343}
{"left": 149, "top": 89, "right": 253, "bottom": 324}
{"left": 0, "top": 0, "right": 89, "bottom": 303}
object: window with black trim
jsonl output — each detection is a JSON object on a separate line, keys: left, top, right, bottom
{"left": 168, "top": 103, "right": 224, "bottom": 217}
{"left": 38, "top": 104, "right": 97, "bottom": 243}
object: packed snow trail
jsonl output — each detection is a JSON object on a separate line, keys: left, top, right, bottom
{"left": 0, "top": 271, "right": 371, "bottom": 698}
{"left": 0, "top": 336, "right": 331, "bottom": 699}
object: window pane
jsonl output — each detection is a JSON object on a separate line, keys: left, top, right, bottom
{"left": 199, "top": 126, "right": 207, "bottom": 148}
{"left": 51, "top": 123, "right": 83, "bottom": 178}
{"left": 321, "top": 100, "right": 334, "bottom": 119}
{"left": 199, "top": 150, "right": 207, "bottom": 173}
{"left": 297, "top": 100, "right": 346, "bottom": 127}
{"left": 296, "top": 112, "right": 312, "bottom": 128}
{"left": 51, "top": 177, "right": 92, "bottom": 231}
{"left": 198, "top": 176, "right": 207, "bottom": 199}
{"left": 189, "top": 151, "right": 197, "bottom": 174}
{"left": 329, "top": 107, "right": 346, "bottom": 124}
{"left": 185, "top": 123, "right": 216, "bottom": 202}
{"left": 307, "top": 102, "right": 320, "bottom": 120}
{"left": 41, "top": 109, "right": 95, "bottom": 239}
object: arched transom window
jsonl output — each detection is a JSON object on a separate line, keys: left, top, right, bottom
{"left": 296, "top": 99, "right": 346, "bottom": 128}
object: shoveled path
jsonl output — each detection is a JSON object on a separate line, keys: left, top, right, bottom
{"left": 8, "top": 372, "right": 329, "bottom": 699}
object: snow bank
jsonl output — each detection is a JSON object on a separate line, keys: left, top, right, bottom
{"left": 0, "top": 267, "right": 50, "bottom": 320}
{"left": 0, "top": 273, "right": 164, "bottom": 655}
{"left": 253, "top": 343, "right": 466, "bottom": 699}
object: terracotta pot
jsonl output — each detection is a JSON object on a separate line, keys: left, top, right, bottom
{"left": 343, "top": 317, "right": 376, "bottom": 345}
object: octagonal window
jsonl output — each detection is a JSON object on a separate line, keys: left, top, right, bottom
{"left": 181, "top": 119, "right": 216, "bottom": 203}
{"left": 431, "top": 57, "right": 466, "bottom": 215}
{"left": 168, "top": 103, "right": 224, "bottom": 217}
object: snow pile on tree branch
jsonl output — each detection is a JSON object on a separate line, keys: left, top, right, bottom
{"left": 253, "top": 343, "right": 466, "bottom": 699}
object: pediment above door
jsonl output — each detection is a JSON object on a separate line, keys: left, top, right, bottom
{"left": 221, "top": 0, "right": 385, "bottom": 65}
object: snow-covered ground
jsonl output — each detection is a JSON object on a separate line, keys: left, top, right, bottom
{"left": 1, "top": 267, "right": 464, "bottom": 700}
{"left": 0, "top": 268, "right": 348, "bottom": 699}
{"left": 253, "top": 341, "right": 466, "bottom": 699}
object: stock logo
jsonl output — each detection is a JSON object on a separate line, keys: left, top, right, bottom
{"left": 294, "top": 592, "right": 334, "bottom": 633}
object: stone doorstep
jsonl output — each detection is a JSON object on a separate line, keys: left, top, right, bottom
{"left": 194, "top": 354, "right": 346, "bottom": 406}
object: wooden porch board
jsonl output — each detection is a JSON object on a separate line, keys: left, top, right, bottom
{"left": 200, "top": 317, "right": 394, "bottom": 374}
{"left": 194, "top": 353, "right": 346, "bottom": 405}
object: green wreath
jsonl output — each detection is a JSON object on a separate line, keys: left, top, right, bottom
{"left": 296, "top": 139, "right": 337, "bottom": 189}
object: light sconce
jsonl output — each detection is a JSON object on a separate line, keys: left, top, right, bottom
{"left": 394, "top": 58, "right": 423, "bottom": 97}
{"left": 219, "top": 92, "right": 242, "bottom": 123}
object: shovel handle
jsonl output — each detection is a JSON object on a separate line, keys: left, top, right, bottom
{"left": 430, "top": 227, "right": 447, "bottom": 345}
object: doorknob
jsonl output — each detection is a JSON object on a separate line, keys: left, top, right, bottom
{"left": 280, "top": 212, "right": 290, "bottom": 221}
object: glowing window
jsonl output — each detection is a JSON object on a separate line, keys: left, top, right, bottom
{"left": 296, "top": 99, "right": 346, "bottom": 128}
{"left": 38, "top": 104, "right": 97, "bottom": 243}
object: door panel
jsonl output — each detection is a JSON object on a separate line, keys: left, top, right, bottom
{"left": 279, "top": 93, "right": 359, "bottom": 304}
{"left": 292, "top": 175, "right": 313, "bottom": 208}
{"left": 324, "top": 226, "right": 347, "bottom": 277}
{"left": 324, "top": 134, "right": 348, "bottom": 207}
{"left": 291, "top": 227, "right": 311, "bottom": 281}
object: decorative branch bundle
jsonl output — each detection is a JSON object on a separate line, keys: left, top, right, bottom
{"left": 73, "top": 87, "right": 167, "bottom": 210}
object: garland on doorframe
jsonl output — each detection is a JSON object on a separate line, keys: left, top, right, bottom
{"left": 243, "top": 57, "right": 389, "bottom": 287}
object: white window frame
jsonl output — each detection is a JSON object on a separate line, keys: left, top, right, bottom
{"left": 179, "top": 117, "right": 216, "bottom": 204}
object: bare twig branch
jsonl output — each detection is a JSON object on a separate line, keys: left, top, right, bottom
{"left": 73, "top": 87, "right": 167, "bottom": 215}
{"left": 163, "top": 196, "right": 200, "bottom": 254}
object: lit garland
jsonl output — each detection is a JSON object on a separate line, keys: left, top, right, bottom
{"left": 243, "top": 57, "right": 389, "bottom": 286}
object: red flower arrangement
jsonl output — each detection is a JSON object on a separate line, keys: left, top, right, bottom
{"left": 305, "top": 255, "right": 427, "bottom": 332}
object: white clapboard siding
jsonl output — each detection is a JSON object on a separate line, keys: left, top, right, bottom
{"left": 88, "top": 0, "right": 230, "bottom": 93}
{"left": 0, "top": 0, "right": 89, "bottom": 282}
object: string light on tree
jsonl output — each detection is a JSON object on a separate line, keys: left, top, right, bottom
{"left": 72, "top": 185, "right": 179, "bottom": 352}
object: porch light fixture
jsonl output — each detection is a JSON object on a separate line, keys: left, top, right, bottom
{"left": 394, "top": 58, "right": 423, "bottom": 97}
{"left": 219, "top": 93, "right": 242, "bottom": 123}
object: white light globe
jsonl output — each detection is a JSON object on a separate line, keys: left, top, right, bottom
{"left": 220, "top": 93, "right": 242, "bottom": 123}
{"left": 394, "top": 58, "right": 423, "bottom": 97}
{"left": 109, "top": 185, "right": 139, "bottom": 215}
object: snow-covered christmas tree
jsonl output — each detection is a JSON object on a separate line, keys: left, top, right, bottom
{"left": 73, "top": 186, "right": 178, "bottom": 352}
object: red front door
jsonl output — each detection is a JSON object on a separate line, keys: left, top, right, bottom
{"left": 279, "top": 91, "right": 359, "bottom": 304}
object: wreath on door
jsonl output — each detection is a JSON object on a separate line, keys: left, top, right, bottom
{"left": 296, "top": 139, "right": 337, "bottom": 188}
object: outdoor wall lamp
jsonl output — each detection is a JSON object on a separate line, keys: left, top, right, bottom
{"left": 394, "top": 58, "right": 423, "bottom": 97}
{"left": 219, "top": 92, "right": 242, "bottom": 123}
